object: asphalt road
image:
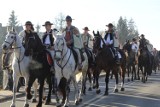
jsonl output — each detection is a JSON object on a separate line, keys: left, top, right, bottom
{"left": 0, "top": 71, "right": 160, "bottom": 107}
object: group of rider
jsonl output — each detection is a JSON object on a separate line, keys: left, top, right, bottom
{"left": 3, "top": 15, "right": 155, "bottom": 71}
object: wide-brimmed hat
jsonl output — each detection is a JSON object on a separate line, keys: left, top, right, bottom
{"left": 83, "top": 27, "right": 90, "bottom": 31}
{"left": 140, "top": 34, "right": 145, "bottom": 37}
{"left": 106, "top": 23, "right": 113, "bottom": 27}
{"left": 42, "top": 21, "right": 53, "bottom": 26}
{"left": 25, "top": 21, "right": 33, "bottom": 26}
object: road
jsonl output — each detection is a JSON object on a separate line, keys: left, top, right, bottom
{"left": 0, "top": 71, "right": 160, "bottom": 107}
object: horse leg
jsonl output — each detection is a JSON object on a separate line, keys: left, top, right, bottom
{"left": 87, "top": 69, "right": 92, "bottom": 91}
{"left": 10, "top": 74, "right": 19, "bottom": 107}
{"left": 95, "top": 70, "right": 100, "bottom": 94}
{"left": 121, "top": 67, "right": 125, "bottom": 91}
{"left": 72, "top": 78, "right": 80, "bottom": 106}
{"left": 3, "top": 70, "right": 9, "bottom": 90}
{"left": 45, "top": 75, "right": 52, "bottom": 105}
{"left": 32, "top": 79, "right": 38, "bottom": 103}
{"left": 52, "top": 74, "right": 56, "bottom": 94}
{"left": 104, "top": 70, "right": 110, "bottom": 95}
{"left": 55, "top": 78, "right": 61, "bottom": 107}
{"left": 24, "top": 77, "right": 29, "bottom": 107}
{"left": 36, "top": 79, "right": 45, "bottom": 107}
{"left": 127, "top": 66, "right": 130, "bottom": 82}
{"left": 137, "top": 65, "right": 140, "bottom": 80}
{"left": 131, "top": 66, "right": 134, "bottom": 81}
{"left": 92, "top": 69, "right": 97, "bottom": 89}
{"left": 114, "top": 68, "right": 119, "bottom": 93}
{"left": 26, "top": 76, "right": 36, "bottom": 100}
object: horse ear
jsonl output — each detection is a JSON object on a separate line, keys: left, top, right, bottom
{"left": 97, "top": 31, "right": 100, "bottom": 35}
{"left": 11, "top": 27, "right": 16, "bottom": 33}
{"left": 93, "top": 31, "right": 95, "bottom": 36}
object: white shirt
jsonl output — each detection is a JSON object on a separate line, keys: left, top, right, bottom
{"left": 104, "top": 33, "right": 113, "bottom": 45}
{"left": 132, "top": 43, "right": 138, "bottom": 53}
{"left": 44, "top": 30, "right": 51, "bottom": 45}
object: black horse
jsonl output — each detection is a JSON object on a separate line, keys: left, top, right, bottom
{"left": 25, "top": 33, "right": 53, "bottom": 107}
{"left": 138, "top": 39, "right": 152, "bottom": 83}
{"left": 92, "top": 31, "right": 125, "bottom": 95}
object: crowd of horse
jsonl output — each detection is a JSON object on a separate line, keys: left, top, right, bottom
{"left": 1, "top": 29, "right": 160, "bottom": 107}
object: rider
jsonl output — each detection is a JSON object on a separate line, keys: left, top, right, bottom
{"left": 81, "top": 27, "right": 93, "bottom": 48}
{"left": 64, "top": 15, "right": 83, "bottom": 70}
{"left": 104, "top": 23, "right": 121, "bottom": 64}
{"left": 42, "top": 21, "right": 55, "bottom": 50}
{"left": 19, "top": 21, "right": 42, "bottom": 56}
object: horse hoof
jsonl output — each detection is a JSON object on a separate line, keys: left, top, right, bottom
{"left": 114, "top": 89, "right": 118, "bottom": 93}
{"left": 138, "top": 77, "right": 140, "bottom": 80}
{"left": 79, "top": 98, "right": 82, "bottom": 102}
{"left": 64, "top": 106, "right": 69, "bottom": 107}
{"left": 88, "top": 87, "right": 92, "bottom": 91}
{"left": 10, "top": 105, "right": 15, "bottom": 107}
{"left": 56, "top": 105, "right": 62, "bottom": 107}
{"left": 121, "top": 88, "right": 125, "bottom": 91}
{"left": 24, "top": 104, "right": 29, "bottom": 107}
{"left": 45, "top": 100, "right": 51, "bottom": 105}
{"left": 128, "top": 79, "right": 130, "bottom": 82}
{"left": 32, "top": 99, "right": 37, "bottom": 103}
{"left": 104, "top": 91, "right": 108, "bottom": 96}
{"left": 27, "top": 94, "right": 33, "bottom": 100}
{"left": 93, "top": 86, "right": 96, "bottom": 89}
{"left": 96, "top": 89, "right": 101, "bottom": 94}
{"left": 43, "top": 96, "right": 46, "bottom": 100}
{"left": 75, "top": 101, "right": 79, "bottom": 105}
{"left": 36, "top": 104, "right": 42, "bottom": 107}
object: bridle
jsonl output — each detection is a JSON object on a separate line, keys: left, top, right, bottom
{"left": 55, "top": 38, "right": 71, "bottom": 77}
{"left": 4, "top": 32, "right": 21, "bottom": 49}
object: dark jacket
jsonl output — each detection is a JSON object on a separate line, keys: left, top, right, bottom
{"left": 104, "top": 31, "right": 114, "bottom": 47}
{"left": 42, "top": 29, "right": 54, "bottom": 46}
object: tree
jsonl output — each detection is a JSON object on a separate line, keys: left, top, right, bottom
{"left": 54, "top": 13, "right": 66, "bottom": 31}
{"left": 8, "top": 10, "right": 19, "bottom": 28}
{"left": 128, "top": 19, "right": 139, "bottom": 40}
{"left": 35, "top": 24, "right": 41, "bottom": 33}
{"left": 117, "top": 16, "right": 129, "bottom": 45}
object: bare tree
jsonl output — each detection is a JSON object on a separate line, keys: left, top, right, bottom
{"left": 54, "top": 13, "right": 66, "bottom": 31}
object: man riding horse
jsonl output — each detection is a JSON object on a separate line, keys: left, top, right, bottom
{"left": 64, "top": 15, "right": 83, "bottom": 70}
{"left": 103, "top": 23, "right": 121, "bottom": 64}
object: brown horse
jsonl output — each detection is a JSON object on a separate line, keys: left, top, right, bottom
{"left": 92, "top": 31, "right": 126, "bottom": 95}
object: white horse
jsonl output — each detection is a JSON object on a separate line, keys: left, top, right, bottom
{"left": 54, "top": 35, "right": 88, "bottom": 107}
{"left": 2, "top": 30, "right": 38, "bottom": 107}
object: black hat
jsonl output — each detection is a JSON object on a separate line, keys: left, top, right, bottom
{"left": 83, "top": 27, "right": 90, "bottom": 31}
{"left": 106, "top": 23, "right": 113, "bottom": 27}
{"left": 132, "top": 38, "right": 136, "bottom": 41}
{"left": 65, "top": 15, "right": 73, "bottom": 21}
{"left": 141, "top": 34, "right": 145, "bottom": 37}
{"left": 25, "top": 21, "right": 33, "bottom": 26}
{"left": 42, "top": 21, "right": 53, "bottom": 26}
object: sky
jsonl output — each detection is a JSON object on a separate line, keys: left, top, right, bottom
{"left": 0, "top": 0, "right": 160, "bottom": 49}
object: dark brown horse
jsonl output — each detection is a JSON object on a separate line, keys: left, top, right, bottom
{"left": 92, "top": 31, "right": 126, "bottom": 95}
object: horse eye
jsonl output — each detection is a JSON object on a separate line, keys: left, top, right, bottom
{"left": 11, "top": 36, "right": 13, "bottom": 39}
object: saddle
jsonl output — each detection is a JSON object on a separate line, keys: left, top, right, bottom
{"left": 46, "top": 50, "right": 54, "bottom": 66}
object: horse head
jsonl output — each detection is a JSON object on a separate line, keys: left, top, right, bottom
{"left": 54, "top": 34, "right": 67, "bottom": 61}
{"left": 92, "top": 30, "right": 102, "bottom": 54}
{"left": 2, "top": 28, "right": 17, "bottom": 50}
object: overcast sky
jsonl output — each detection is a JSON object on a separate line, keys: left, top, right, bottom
{"left": 0, "top": 0, "right": 160, "bottom": 49}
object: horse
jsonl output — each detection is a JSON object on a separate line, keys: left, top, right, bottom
{"left": 138, "top": 39, "right": 152, "bottom": 83}
{"left": 152, "top": 50, "right": 159, "bottom": 74}
{"left": 83, "top": 45, "right": 96, "bottom": 93}
{"left": 54, "top": 35, "right": 88, "bottom": 107}
{"left": 92, "top": 31, "right": 125, "bottom": 95}
{"left": 123, "top": 42, "right": 139, "bottom": 81}
{"left": 24, "top": 31, "right": 54, "bottom": 107}
{"left": 2, "top": 30, "right": 38, "bottom": 107}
